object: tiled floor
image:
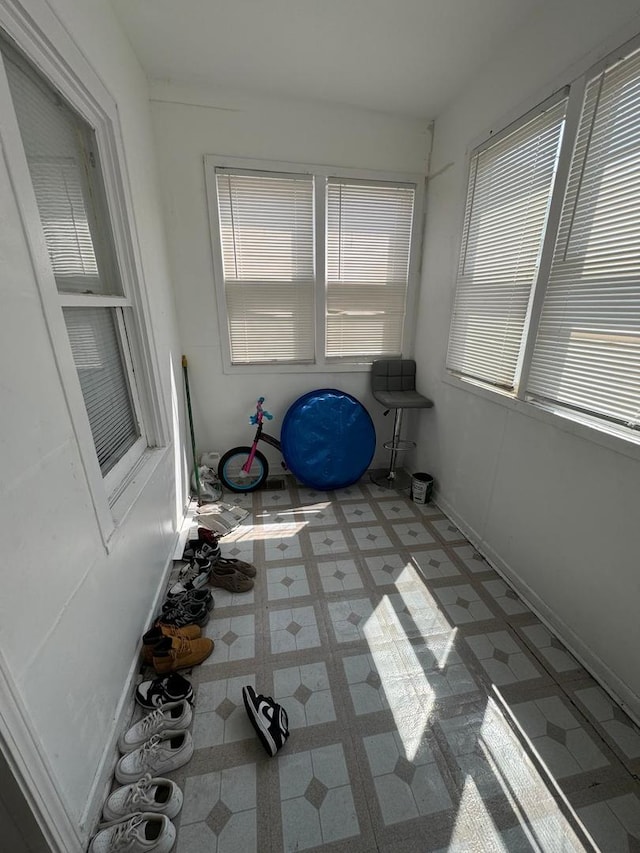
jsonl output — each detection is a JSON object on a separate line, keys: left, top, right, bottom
{"left": 138, "top": 479, "right": 640, "bottom": 852}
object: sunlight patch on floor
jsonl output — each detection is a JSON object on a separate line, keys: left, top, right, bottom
{"left": 364, "top": 596, "right": 435, "bottom": 761}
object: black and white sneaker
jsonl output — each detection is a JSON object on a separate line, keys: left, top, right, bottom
{"left": 183, "top": 540, "right": 221, "bottom": 562}
{"left": 135, "top": 673, "right": 194, "bottom": 710}
{"left": 166, "top": 558, "right": 211, "bottom": 598}
{"left": 242, "top": 685, "right": 289, "bottom": 757}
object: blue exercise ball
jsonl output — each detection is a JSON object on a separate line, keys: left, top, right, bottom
{"left": 281, "top": 389, "right": 376, "bottom": 490}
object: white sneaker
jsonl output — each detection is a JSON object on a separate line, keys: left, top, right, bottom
{"left": 119, "top": 701, "right": 192, "bottom": 753}
{"left": 167, "top": 558, "right": 211, "bottom": 597}
{"left": 102, "top": 774, "right": 183, "bottom": 821}
{"left": 89, "top": 812, "right": 175, "bottom": 853}
{"left": 115, "top": 730, "right": 194, "bottom": 784}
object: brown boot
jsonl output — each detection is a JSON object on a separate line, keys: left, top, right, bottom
{"left": 141, "top": 624, "right": 201, "bottom": 665}
{"left": 152, "top": 635, "right": 214, "bottom": 674}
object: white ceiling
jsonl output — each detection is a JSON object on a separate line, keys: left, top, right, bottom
{"left": 110, "top": 0, "right": 546, "bottom": 119}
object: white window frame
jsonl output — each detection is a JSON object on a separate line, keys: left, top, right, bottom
{"left": 0, "top": 3, "right": 170, "bottom": 544}
{"left": 205, "top": 155, "right": 425, "bottom": 374}
{"left": 445, "top": 31, "right": 640, "bottom": 461}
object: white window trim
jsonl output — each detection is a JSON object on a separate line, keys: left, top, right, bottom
{"left": 445, "top": 29, "right": 640, "bottom": 462}
{"left": 204, "top": 154, "right": 425, "bottom": 374}
{"left": 0, "top": 1, "right": 170, "bottom": 546}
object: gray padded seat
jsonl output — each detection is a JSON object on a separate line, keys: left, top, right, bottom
{"left": 371, "top": 359, "right": 434, "bottom": 410}
{"left": 370, "top": 359, "right": 433, "bottom": 489}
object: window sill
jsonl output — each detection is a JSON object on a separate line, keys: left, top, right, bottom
{"left": 442, "top": 372, "right": 640, "bottom": 464}
{"left": 221, "top": 360, "right": 377, "bottom": 376}
{"left": 106, "top": 446, "right": 171, "bottom": 547}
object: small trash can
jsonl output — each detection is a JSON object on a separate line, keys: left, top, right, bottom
{"left": 411, "top": 472, "right": 434, "bottom": 504}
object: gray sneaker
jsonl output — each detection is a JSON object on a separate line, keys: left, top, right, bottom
{"left": 89, "top": 813, "right": 175, "bottom": 853}
{"left": 102, "top": 775, "right": 183, "bottom": 821}
{"left": 118, "top": 701, "right": 192, "bottom": 753}
{"left": 115, "top": 730, "right": 194, "bottom": 784}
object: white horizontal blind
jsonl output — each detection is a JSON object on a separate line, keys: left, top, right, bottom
{"left": 64, "top": 308, "right": 139, "bottom": 475}
{"left": 4, "top": 37, "right": 141, "bottom": 479}
{"left": 326, "top": 179, "right": 415, "bottom": 358}
{"left": 528, "top": 48, "right": 640, "bottom": 428}
{"left": 447, "top": 100, "right": 567, "bottom": 389}
{"left": 216, "top": 170, "right": 315, "bottom": 363}
{"left": 3, "top": 44, "right": 121, "bottom": 296}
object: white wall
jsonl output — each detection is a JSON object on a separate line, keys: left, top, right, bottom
{"left": 150, "top": 83, "right": 432, "bottom": 469}
{"left": 415, "top": 0, "right": 640, "bottom": 716}
{"left": 0, "top": 0, "right": 184, "bottom": 846}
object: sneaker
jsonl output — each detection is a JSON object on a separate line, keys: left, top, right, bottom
{"left": 119, "top": 701, "right": 192, "bottom": 753}
{"left": 152, "top": 635, "right": 214, "bottom": 674}
{"left": 167, "top": 558, "right": 211, "bottom": 597}
{"left": 135, "top": 674, "right": 193, "bottom": 711}
{"left": 183, "top": 540, "right": 220, "bottom": 561}
{"left": 159, "top": 601, "right": 210, "bottom": 628}
{"left": 161, "top": 588, "right": 213, "bottom": 612}
{"left": 115, "top": 731, "right": 194, "bottom": 784}
{"left": 242, "top": 685, "right": 289, "bottom": 757}
{"left": 198, "top": 527, "right": 221, "bottom": 546}
{"left": 213, "top": 555, "right": 257, "bottom": 579}
{"left": 102, "top": 774, "right": 183, "bottom": 821}
{"left": 141, "top": 625, "right": 201, "bottom": 665}
{"left": 209, "top": 564, "right": 254, "bottom": 593}
{"left": 89, "top": 812, "right": 175, "bottom": 853}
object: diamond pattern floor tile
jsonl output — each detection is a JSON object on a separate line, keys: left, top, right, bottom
{"left": 203, "top": 614, "right": 255, "bottom": 663}
{"left": 317, "top": 558, "right": 364, "bottom": 593}
{"left": 266, "top": 565, "right": 310, "bottom": 600}
{"left": 274, "top": 661, "right": 336, "bottom": 728}
{"left": 145, "top": 481, "right": 640, "bottom": 853}
{"left": 278, "top": 743, "right": 359, "bottom": 851}
{"left": 269, "top": 605, "right": 321, "bottom": 653}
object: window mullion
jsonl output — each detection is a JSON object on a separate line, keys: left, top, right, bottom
{"left": 115, "top": 306, "right": 145, "bottom": 440}
{"left": 314, "top": 174, "right": 325, "bottom": 366}
{"left": 58, "top": 293, "right": 130, "bottom": 308}
{"left": 514, "top": 76, "right": 587, "bottom": 398}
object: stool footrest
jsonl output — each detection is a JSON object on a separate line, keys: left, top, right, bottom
{"left": 370, "top": 468, "right": 412, "bottom": 490}
{"left": 382, "top": 438, "right": 415, "bottom": 453}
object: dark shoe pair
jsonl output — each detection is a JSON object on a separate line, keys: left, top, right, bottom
{"left": 135, "top": 672, "right": 194, "bottom": 710}
{"left": 159, "top": 600, "right": 210, "bottom": 628}
{"left": 162, "top": 587, "right": 213, "bottom": 612}
{"left": 160, "top": 585, "right": 213, "bottom": 629}
{"left": 242, "top": 685, "right": 289, "bottom": 756}
{"left": 182, "top": 528, "right": 221, "bottom": 560}
{"left": 184, "top": 533, "right": 257, "bottom": 579}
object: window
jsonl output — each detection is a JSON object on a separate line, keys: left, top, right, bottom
{"left": 215, "top": 169, "right": 315, "bottom": 363}
{"left": 206, "top": 158, "right": 423, "bottom": 368}
{"left": 447, "top": 95, "right": 567, "bottom": 389}
{"left": 447, "top": 37, "right": 640, "bottom": 440}
{"left": 0, "top": 32, "right": 161, "bottom": 525}
{"left": 1, "top": 39, "right": 146, "bottom": 486}
{"left": 326, "top": 179, "right": 416, "bottom": 359}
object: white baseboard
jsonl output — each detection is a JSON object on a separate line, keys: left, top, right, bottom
{"left": 79, "top": 525, "right": 182, "bottom": 840}
{"left": 435, "top": 490, "right": 640, "bottom": 727}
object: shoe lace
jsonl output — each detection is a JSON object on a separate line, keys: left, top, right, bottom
{"left": 137, "top": 734, "right": 161, "bottom": 765}
{"left": 178, "top": 563, "right": 200, "bottom": 584}
{"left": 125, "top": 773, "right": 153, "bottom": 808}
{"left": 161, "top": 607, "right": 189, "bottom": 627}
{"left": 110, "top": 813, "right": 144, "bottom": 849}
{"left": 171, "top": 636, "right": 191, "bottom": 657}
{"left": 138, "top": 708, "right": 167, "bottom": 737}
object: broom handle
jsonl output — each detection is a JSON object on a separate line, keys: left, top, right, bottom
{"left": 182, "top": 355, "right": 202, "bottom": 504}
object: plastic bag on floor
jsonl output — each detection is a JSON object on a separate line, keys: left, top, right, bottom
{"left": 191, "top": 465, "right": 223, "bottom": 503}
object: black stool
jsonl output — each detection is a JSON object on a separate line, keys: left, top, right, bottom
{"left": 370, "top": 359, "right": 433, "bottom": 490}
